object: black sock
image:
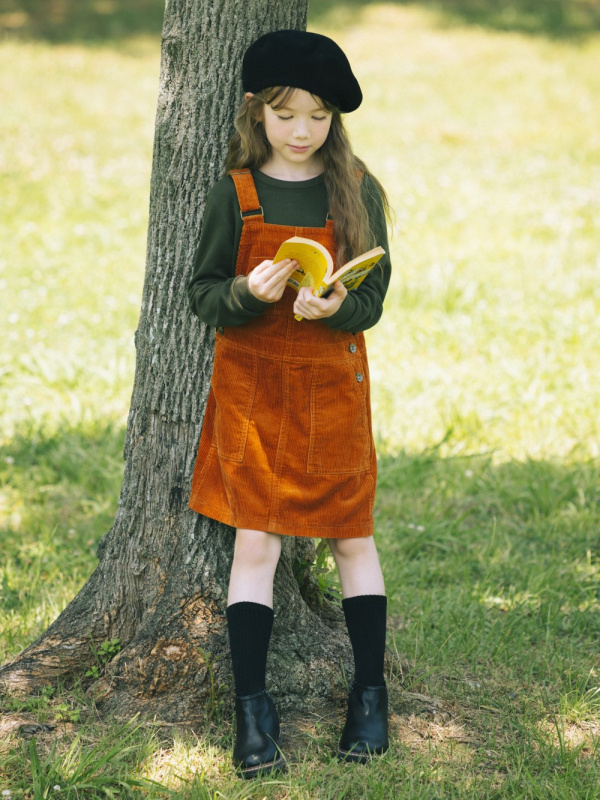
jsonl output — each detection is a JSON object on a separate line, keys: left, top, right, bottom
{"left": 342, "top": 594, "right": 387, "bottom": 687}
{"left": 226, "top": 601, "right": 274, "bottom": 697}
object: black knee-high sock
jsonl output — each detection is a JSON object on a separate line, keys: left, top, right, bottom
{"left": 226, "top": 601, "right": 274, "bottom": 697}
{"left": 342, "top": 594, "right": 387, "bottom": 687}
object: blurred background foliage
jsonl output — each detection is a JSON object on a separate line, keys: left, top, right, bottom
{"left": 0, "top": 0, "right": 165, "bottom": 40}
{"left": 1, "top": 0, "right": 600, "bottom": 41}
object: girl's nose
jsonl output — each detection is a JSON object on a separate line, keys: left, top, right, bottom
{"left": 293, "top": 119, "right": 310, "bottom": 138}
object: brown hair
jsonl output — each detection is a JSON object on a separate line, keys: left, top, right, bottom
{"left": 225, "top": 87, "right": 391, "bottom": 268}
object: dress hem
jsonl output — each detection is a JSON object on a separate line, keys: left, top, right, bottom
{"left": 188, "top": 501, "right": 374, "bottom": 539}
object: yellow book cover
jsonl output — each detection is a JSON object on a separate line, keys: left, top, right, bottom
{"left": 272, "top": 236, "right": 385, "bottom": 320}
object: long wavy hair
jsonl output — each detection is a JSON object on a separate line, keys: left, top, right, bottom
{"left": 225, "top": 86, "right": 391, "bottom": 268}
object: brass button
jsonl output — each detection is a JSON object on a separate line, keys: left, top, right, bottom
{"left": 356, "top": 372, "right": 363, "bottom": 383}
{"left": 349, "top": 342, "right": 357, "bottom": 353}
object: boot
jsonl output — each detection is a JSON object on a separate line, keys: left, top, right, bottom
{"left": 338, "top": 682, "right": 389, "bottom": 763}
{"left": 232, "top": 690, "right": 284, "bottom": 779}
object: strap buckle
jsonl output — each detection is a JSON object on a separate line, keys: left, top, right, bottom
{"left": 240, "top": 206, "right": 264, "bottom": 219}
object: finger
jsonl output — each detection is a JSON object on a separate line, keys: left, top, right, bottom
{"left": 263, "top": 262, "right": 300, "bottom": 294}
{"left": 259, "top": 259, "right": 298, "bottom": 285}
{"left": 332, "top": 280, "right": 348, "bottom": 298}
{"left": 252, "top": 258, "right": 293, "bottom": 278}
{"left": 274, "top": 258, "right": 299, "bottom": 271}
{"left": 268, "top": 258, "right": 297, "bottom": 274}
{"left": 251, "top": 259, "right": 274, "bottom": 275}
{"left": 294, "top": 304, "right": 315, "bottom": 320}
{"left": 296, "top": 287, "right": 311, "bottom": 303}
{"left": 294, "top": 296, "right": 318, "bottom": 316}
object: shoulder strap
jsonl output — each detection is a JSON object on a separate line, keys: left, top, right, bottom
{"left": 229, "top": 169, "right": 263, "bottom": 218}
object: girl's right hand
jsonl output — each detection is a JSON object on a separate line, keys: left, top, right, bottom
{"left": 248, "top": 258, "right": 298, "bottom": 303}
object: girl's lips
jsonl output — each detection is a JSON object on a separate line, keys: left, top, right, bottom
{"left": 288, "top": 145, "right": 310, "bottom": 152}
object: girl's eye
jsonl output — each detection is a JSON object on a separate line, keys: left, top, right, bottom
{"left": 312, "top": 116, "right": 327, "bottom": 121}
{"left": 276, "top": 115, "right": 293, "bottom": 121}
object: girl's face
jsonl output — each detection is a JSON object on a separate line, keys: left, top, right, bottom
{"left": 253, "top": 88, "right": 333, "bottom": 178}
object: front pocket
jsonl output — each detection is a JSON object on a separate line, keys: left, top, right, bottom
{"left": 307, "top": 359, "right": 372, "bottom": 475}
{"left": 211, "top": 339, "right": 258, "bottom": 462}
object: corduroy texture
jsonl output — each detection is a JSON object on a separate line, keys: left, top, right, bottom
{"left": 226, "top": 601, "right": 274, "bottom": 696}
{"left": 189, "top": 170, "right": 377, "bottom": 538}
{"left": 242, "top": 30, "right": 362, "bottom": 113}
{"left": 342, "top": 594, "right": 387, "bottom": 687}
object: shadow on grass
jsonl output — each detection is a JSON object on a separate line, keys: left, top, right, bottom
{"left": 376, "top": 443, "right": 600, "bottom": 570}
{"left": 0, "top": 418, "right": 126, "bottom": 660}
{"left": 0, "top": 418, "right": 126, "bottom": 603}
{"left": 2, "top": 416, "right": 598, "bottom": 599}
{"left": 0, "top": 0, "right": 165, "bottom": 42}
{"left": 375, "top": 442, "right": 600, "bottom": 674}
{"left": 310, "top": 0, "right": 600, "bottom": 38}
{"left": 1, "top": 0, "right": 599, "bottom": 42}
{"left": 2, "top": 421, "right": 599, "bottom": 796}
{"left": 1, "top": 417, "right": 126, "bottom": 504}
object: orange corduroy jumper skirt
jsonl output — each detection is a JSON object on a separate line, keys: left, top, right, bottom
{"left": 188, "top": 170, "right": 377, "bottom": 538}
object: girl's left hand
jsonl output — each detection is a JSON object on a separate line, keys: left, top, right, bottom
{"left": 293, "top": 281, "right": 348, "bottom": 320}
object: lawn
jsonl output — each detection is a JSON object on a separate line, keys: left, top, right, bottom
{"left": 1, "top": 2, "right": 600, "bottom": 797}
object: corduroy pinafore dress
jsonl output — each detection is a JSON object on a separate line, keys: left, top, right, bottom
{"left": 189, "top": 170, "right": 377, "bottom": 538}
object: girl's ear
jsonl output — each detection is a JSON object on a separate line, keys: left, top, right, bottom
{"left": 244, "top": 92, "right": 254, "bottom": 100}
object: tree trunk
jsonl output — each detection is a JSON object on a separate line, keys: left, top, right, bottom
{"left": 0, "top": 0, "right": 354, "bottom": 722}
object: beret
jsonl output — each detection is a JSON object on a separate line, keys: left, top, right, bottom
{"left": 242, "top": 30, "right": 362, "bottom": 113}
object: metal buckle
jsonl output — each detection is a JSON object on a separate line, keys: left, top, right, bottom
{"left": 240, "top": 206, "right": 264, "bottom": 219}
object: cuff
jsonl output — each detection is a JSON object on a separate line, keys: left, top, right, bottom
{"left": 231, "top": 275, "right": 271, "bottom": 315}
{"left": 322, "top": 293, "right": 358, "bottom": 331}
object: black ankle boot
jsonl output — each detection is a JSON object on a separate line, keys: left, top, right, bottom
{"left": 233, "top": 690, "right": 284, "bottom": 779}
{"left": 338, "top": 682, "right": 389, "bottom": 763}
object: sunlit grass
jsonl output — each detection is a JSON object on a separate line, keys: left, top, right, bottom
{"left": 0, "top": 38, "right": 156, "bottom": 436}
{"left": 1, "top": 2, "right": 600, "bottom": 798}
{"left": 341, "top": 5, "right": 600, "bottom": 459}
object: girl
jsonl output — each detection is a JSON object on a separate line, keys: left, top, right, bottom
{"left": 188, "top": 30, "right": 392, "bottom": 778}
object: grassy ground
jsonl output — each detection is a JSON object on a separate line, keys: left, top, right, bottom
{"left": 1, "top": 2, "right": 600, "bottom": 797}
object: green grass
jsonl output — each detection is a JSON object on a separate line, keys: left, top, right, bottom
{"left": 1, "top": 2, "right": 600, "bottom": 797}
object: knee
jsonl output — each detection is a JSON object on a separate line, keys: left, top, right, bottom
{"left": 329, "top": 536, "right": 372, "bottom": 562}
{"left": 234, "top": 529, "right": 281, "bottom": 570}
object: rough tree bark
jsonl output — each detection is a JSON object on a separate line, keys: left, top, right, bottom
{"left": 0, "top": 0, "right": 354, "bottom": 722}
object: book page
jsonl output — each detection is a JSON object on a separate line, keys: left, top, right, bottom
{"left": 316, "top": 251, "right": 385, "bottom": 296}
{"left": 273, "top": 239, "right": 332, "bottom": 293}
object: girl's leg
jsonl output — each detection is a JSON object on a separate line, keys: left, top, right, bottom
{"left": 228, "top": 528, "right": 282, "bottom": 608}
{"left": 328, "top": 536, "right": 388, "bottom": 762}
{"left": 328, "top": 536, "right": 386, "bottom": 687}
{"left": 227, "top": 529, "right": 284, "bottom": 778}
{"left": 227, "top": 528, "right": 281, "bottom": 696}
{"left": 328, "top": 534, "right": 385, "bottom": 599}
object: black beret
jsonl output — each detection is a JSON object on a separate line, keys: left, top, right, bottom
{"left": 242, "top": 30, "right": 362, "bottom": 113}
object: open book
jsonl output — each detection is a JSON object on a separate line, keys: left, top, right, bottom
{"left": 272, "top": 236, "right": 385, "bottom": 321}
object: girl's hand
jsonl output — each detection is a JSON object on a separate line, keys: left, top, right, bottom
{"left": 248, "top": 258, "right": 298, "bottom": 303}
{"left": 293, "top": 280, "right": 348, "bottom": 320}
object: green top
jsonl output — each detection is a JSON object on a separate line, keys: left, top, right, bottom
{"left": 187, "top": 169, "right": 391, "bottom": 333}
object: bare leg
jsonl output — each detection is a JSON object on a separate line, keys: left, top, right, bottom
{"left": 328, "top": 535, "right": 385, "bottom": 598}
{"left": 227, "top": 528, "right": 282, "bottom": 608}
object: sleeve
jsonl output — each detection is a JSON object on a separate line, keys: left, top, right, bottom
{"left": 321, "top": 173, "right": 392, "bottom": 334}
{"left": 187, "top": 177, "right": 270, "bottom": 328}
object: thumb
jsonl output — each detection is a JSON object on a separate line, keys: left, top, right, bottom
{"left": 332, "top": 280, "right": 348, "bottom": 297}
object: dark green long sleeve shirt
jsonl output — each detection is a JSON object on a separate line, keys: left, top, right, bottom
{"left": 187, "top": 169, "right": 391, "bottom": 333}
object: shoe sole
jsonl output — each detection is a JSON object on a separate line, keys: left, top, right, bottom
{"left": 337, "top": 746, "right": 388, "bottom": 764}
{"left": 237, "top": 753, "right": 285, "bottom": 779}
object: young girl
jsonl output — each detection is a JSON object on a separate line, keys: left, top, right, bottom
{"left": 188, "top": 30, "right": 392, "bottom": 778}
